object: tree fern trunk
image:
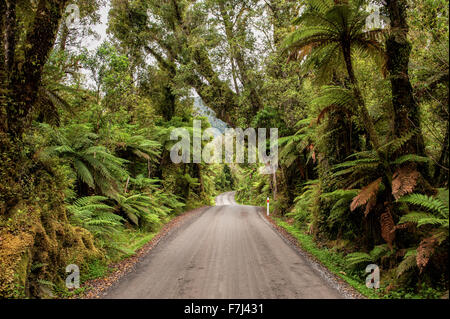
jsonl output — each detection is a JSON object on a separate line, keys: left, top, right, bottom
{"left": 342, "top": 44, "right": 381, "bottom": 152}
{"left": 434, "top": 122, "right": 449, "bottom": 186}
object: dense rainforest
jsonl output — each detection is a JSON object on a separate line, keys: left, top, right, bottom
{"left": 0, "top": 0, "right": 448, "bottom": 299}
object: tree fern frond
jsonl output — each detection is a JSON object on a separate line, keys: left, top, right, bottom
{"left": 346, "top": 252, "right": 372, "bottom": 267}
{"left": 397, "top": 250, "right": 417, "bottom": 277}
{"left": 398, "top": 194, "right": 449, "bottom": 217}
{"left": 390, "top": 154, "right": 430, "bottom": 165}
{"left": 73, "top": 160, "right": 95, "bottom": 188}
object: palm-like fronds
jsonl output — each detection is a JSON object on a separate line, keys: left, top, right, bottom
{"left": 284, "top": 0, "right": 387, "bottom": 81}
{"left": 68, "top": 196, "right": 124, "bottom": 237}
{"left": 279, "top": 119, "right": 316, "bottom": 168}
{"left": 321, "top": 189, "right": 359, "bottom": 227}
{"left": 34, "top": 85, "right": 75, "bottom": 127}
{"left": 398, "top": 191, "right": 449, "bottom": 230}
{"left": 312, "top": 85, "right": 357, "bottom": 114}
{"left": 396, "top": 248, "right": 418, "bottom": 277}
{"left": 40, "top": 124, "right": 129, "bottom": 197}
{"left": 346, "top": 244, "right": 391, "bottom": 268}
{"left": 115, "top": 129, "right": 162, "bottom": 162}
{"left": 330, "top": 133, "right": 431, "bottom": 189}
{"left": 394, "top": 189, "right": 449, "bottom": 275}
{"left": 390, "top": 154, "right": 430, "bottom": 166}
{"left": 115, "top": 175, "right": 184, "bottom": 229}
{"left": 115, "top": 193, "right": 164, "bottom": 229}
{"left": 330, "top": 152, "right": 380, "bottom": 187}
{"left": 287, "top": 180, "right": 320, "bottom": 226}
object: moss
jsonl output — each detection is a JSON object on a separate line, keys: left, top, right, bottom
{"left": 0, "top": 134, "right": 103, "bottom": 298}
{"left": 0, "top": 230, "right": 34, "bottom": 298}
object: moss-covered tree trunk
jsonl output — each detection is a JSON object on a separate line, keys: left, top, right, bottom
{"left": 0, "top": 0, "right": 103, "bottom": 298}
{"left": 385, "top": 0, "right": 426, "bottom": 156}
{"left": 2, "top": 0, "right": 68, "bottom": 138}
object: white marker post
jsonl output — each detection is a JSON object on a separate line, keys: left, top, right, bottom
{"left": 266, "top": 197, "right": 270, "bottom": 216}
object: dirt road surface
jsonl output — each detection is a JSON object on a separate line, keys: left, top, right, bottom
{"left": 102, "top": 192, "right": 344, "bottom": 299}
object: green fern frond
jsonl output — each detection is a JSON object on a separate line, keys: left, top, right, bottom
{"left": 346, "top": 252, "right": 373, "bottom": 267}
{"left": 378, "top": 131, "right": 415, "bottom": 154}
{"left": 390, "top": 154, "right": 430, "bottom": 165}
{"left": 398, "top": 194, "right": 449, "bottom": 217}
{"left": 399, "top": 212, "right": 433, "bottom": 224}
{"left": 396, "top": 249, "right": 417, "bottom": 277}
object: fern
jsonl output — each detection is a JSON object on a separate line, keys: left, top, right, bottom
{"left": 399, "top": 212, "right": 433, "bottom": 224}
{"left": 396, "top": 190, "right": 449, "bottom": 274}
{"left": 68, "top": 196, "right": 124, "bottom": 238}
{"left": 41, "top": 124, "right": 129, "bottom": 197}
{"left": 396, "top": 249, "right": 418, "bottom": 277}
{"left": 398, "top": 193, "right": 449, "bottom": 218}
{"left": 390, "top": 154, "right": 430, "bottom": 165}
{"left": 346, "top": 252, "right": 373, "bottom": 267}
{"left": 347, "top": 244, "right": 391, "bottom": 268}
{"left": 312, "top": 85, "right": 357, "bottom": 111}
{"left": 283, "top": 0, "right": 386, "bottom": 82}
{"left": 377, "top": 131, "right": 415, "bottom": 154}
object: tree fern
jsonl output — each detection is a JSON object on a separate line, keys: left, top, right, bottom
{"left": 283, "top": 0, "right": 386, "bottom": 83}
{"left": 40, "top": 124, "right": 129, "bottom": 197}
{"left": 346, "top": 244, "right": 391, "bottom": 268}
{"left": 68, "top": 196, "right": 124, "bottom": 238}
{"left": 398, "top": 193, "right": 449, "bottom": 218}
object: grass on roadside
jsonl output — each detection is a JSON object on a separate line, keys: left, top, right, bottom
{"left": 273, "top": 218, "right": 379, "bottom": 298}
{"left": 235, "top": 194, "right": 377, "bottom": 297}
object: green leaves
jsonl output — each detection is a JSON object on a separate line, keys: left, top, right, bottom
{"left": 312, "top": 85, "right": 357, "bottom": 112}
{"left": 396, "top": 249, "right": 418, "bottom": 278}
{"left": 390, "top": 154, "right": 430, "bottom": 165}
{"left": 73, "top": 159, "right": 95, "bottom": 188}
{"left": 42, "top": 124, "right": 129, "bottom": 197}
{"left": 284, "top": 0, "right": 385, "bottom": 82}
{"left": 116, "top": 191, "right": 173, "bottom": 230}
{"left": 398, "top": 193, "right": 449, "bottom": 218}
{"left": 68, "top": 196, "right": 124, "bottom": 237}
{"left": 346, "top": 244, "right": 391, "bottom": 268}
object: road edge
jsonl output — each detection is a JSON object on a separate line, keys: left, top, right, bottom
{"left": 255, "top": 207, "right": 366, "bottom": 299}
{"left": 75, "top": 205, "right": 211, "bottom": 299}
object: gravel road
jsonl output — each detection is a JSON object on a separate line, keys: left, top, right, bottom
{"left": 103, "top": 192, "right": 344, "bottom": 299}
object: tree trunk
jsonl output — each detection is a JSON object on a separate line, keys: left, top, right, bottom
{"left": 59, "top": 23, "right": 70, "bottom": 52}
{"left": 434, "top": 122, "right": 449, "bottom": 186}
{"left": 385, "top": 0, "right": 426, "bottom": 156}
{"left": 0, "top": 1, "right": 7, "bottom": 133}
{"left": 5, "top": 0, "right": 69, "bottom": 138}
{"left": 342, "top": 44, "right": 381, "bottom": 152}
{"left": 4, "top": 0, "right": 17, "bottom": 73}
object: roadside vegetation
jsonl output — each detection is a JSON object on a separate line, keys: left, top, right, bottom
{"left": 235, "top": 0, "right": 449, "bottom": 299}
